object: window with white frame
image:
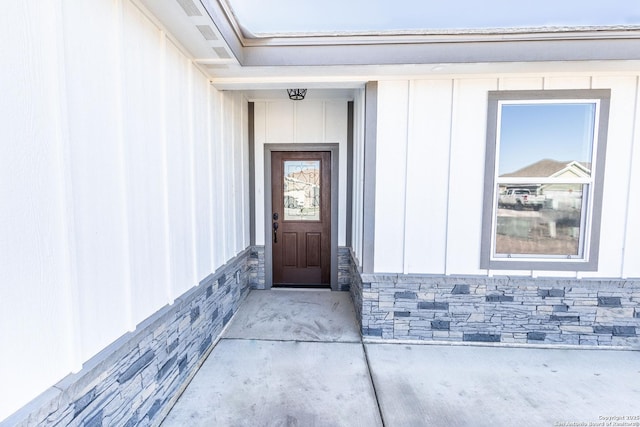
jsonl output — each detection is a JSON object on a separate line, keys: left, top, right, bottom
{"left": 481, "top": 90, "right": 610, "bottom": 271}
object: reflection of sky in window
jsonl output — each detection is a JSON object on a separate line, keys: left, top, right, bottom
{"left": 498, "top": 103, "right": 596, "bottom": 176}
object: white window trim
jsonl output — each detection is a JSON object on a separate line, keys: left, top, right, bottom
{"left": 480, "top": 89, "right": 611, "bottom": 272}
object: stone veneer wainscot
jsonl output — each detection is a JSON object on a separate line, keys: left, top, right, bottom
{"left": 349, "top": 253, "right": 640, "bottom": 349}
{"left": 5, "top": 249, "right": 252, "bottom": 427}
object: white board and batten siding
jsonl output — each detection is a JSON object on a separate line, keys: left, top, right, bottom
{"left": 0, "top": 1, "right": 76, "bottom": 420}
{"left": 372, "top": 75, "right": 640, "bottom": 279}
{"left": 253, "top": 100, "right": 349, "bottom": 246}
{"left": 0, "top": 0, "right": 248, "bottom": 420}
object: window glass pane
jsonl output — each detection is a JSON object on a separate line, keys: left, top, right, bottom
{"left": 495, "top": 184, "right": 585, "bottom": 257}
{"left": 482, "top": 90, "right": 610, "bottom": 270}
{"left": 283, "top": 160, "right": 320, "bottom": 221}
{"left": 498, "top": 103, "right": 596, "bottom": 178}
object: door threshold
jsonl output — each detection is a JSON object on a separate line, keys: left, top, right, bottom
{"left": 272, "top": 284, "right": 331, "bottom": 289}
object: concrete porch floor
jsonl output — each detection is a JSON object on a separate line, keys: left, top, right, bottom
{"left": 160, "top": 289, "right": 639, "bottom": 427}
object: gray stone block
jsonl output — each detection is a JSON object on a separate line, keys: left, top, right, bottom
{"left": 394, "top": 311, "right": 410, "bottom": 317}
{"left": 394, "top": 291, "right": 417, "bottom": 299}
{"left": 146, "top": 399, "right": 163, "bottom": 421}
{"left": 166, "top": 338, "right": 179, "bottom": 355}
{"left": 527, "top": 332, "right": 546, "bottom": 341}
{"left": 117, "top": 350, "right": 155, "bottom": 384}
{"left": 463, "top": 333, "right": 500, "bottom": 342}
{"left": 549, "top": 315, "right": 580, "bottom": 323}
{"left": 431, "top": 320, "right": 450, "bottom": 330}
{"left": 613, "top": 326, "right": 636, "bottom": 337}
{"left": 74, "top": 387, "right": 96, "bottom": 417}
{"left": 122, "top": 410, "right": 138, "bottom": 427}
{"left": 418, "top": 302, "right": 449, "bottom": 310}
{"left": 363, "top": 327, "right": 383, "bottom": 337}
{"left": 199, "top": 335, "right": 212, "bottom": 356}
{"left": 84, "top": 409, "right": 104, "bottom": 427}
{"left": 178, "top": 355, "right": 188, "bottom": 374}
{"left": 593, "top": 326, "right": 613, "bottom": 334}
{"left": 156, "top": 354, "right": 177, "bottom": 382}
{"left": 486, "top": 295, "right": 514, "bottom": 302}
{"left": 598, "top": 297, "right": 622, "bottom": 307}
{"left": 190, "top": 306, "right": 200, "bottom": 324}
{"left": 451, "top": 284, "right": 470, "bottom": 294}
{"left": 538, "top": 288, "right": 565, "bottom": 298}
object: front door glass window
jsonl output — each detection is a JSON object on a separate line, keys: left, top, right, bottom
{"left": 283, "top": 160, "right": 320, "bottom": 221}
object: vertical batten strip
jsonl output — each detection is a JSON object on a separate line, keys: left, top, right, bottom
{"left": 159, "top": 30, "right": 173, "bottom": 304}
{"left": 218, "top": 91, "right": 229, "bottom": 263}
{"left": 216, "top": 89, "right": 226, "bottom": 269}
{"left": 187, "top": 61, "right": 199, "bottom": 284}
{"left": 228, "top": 93, "right": 234, "bottom": 255}
{"left": 54, "top": 0, "right": 83, "bottom": 373}
{"left": 214, "top": 89, "right": 223, "bottom": 268}
{"left": 208, "top": 83, "right": 216, "bottom": 268}
{"left": 443, "top": 80, "right": 456, "bottom": 276}
{"left": 621, "top": 75, "right": 640, "bottom": 278}
{"left": 113, "top": 0, "right": 135, "bottom": 332}
{"left": 228, "top": 93, "right": 236, "bottom": 257}
{"left": 402, "top": 81, "right": 413, "bottom": 274}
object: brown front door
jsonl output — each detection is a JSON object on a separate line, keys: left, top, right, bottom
{"left": 271, "top": 151, "right": 331, "bottom": 286}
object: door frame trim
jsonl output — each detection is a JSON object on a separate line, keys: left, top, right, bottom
{"left": 264, "top": 144, "right": 339, "bottom": 290}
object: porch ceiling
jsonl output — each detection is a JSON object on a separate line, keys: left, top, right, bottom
{"left": 138, "top": 0, "right": 640, "bottom": 89}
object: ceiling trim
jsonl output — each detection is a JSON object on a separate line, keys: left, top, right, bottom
{"left": 240, "top": 27, "right": 640, "bottom": 47}
{"left": 240, "top": 37, "right": 640, "bottom": 67}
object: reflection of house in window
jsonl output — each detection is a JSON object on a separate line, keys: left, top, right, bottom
{"left": 495, "top": 158, "right": 593, "bottom": 256}
{"left": 501, "top": 159, "right": 590, "bottom": 210}
{"left": 283, "top": 165, "right": 320, "bottom": 220}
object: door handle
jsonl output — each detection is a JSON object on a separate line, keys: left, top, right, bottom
{"left": 273, "top": 221, "right": 279, "bottom": 243}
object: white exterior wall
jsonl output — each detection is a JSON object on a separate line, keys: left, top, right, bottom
{"left": 373, "top": 75, "right": 640, "bottom": 278}
{"left": 253, "top": 100, "right": 349, "bottom": 246}
{"left": 0, "top": 0, "right": 248, "bottom": 420}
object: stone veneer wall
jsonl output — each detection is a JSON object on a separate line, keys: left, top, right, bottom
{"left": 350, "top": 256, "right": 640, "bottom": 349}
{"left": 337, "top": 247, "right": 352, "bottom": 292}
{"left": 248, "top": 246, "right": 266, "bottom": 290}
{"left": 5, "top": 249, "right": 252, "bottom": 427}
{"left": 347, "top": 249, "right": 364, "bottom": 330}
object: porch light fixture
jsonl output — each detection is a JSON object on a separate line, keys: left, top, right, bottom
{"left": 287, "top": 89, "right": 307, "bottom": 100}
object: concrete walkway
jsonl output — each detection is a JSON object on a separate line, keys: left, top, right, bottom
{"left": 161, "top": 289, "right": 640, "bottom": 427}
